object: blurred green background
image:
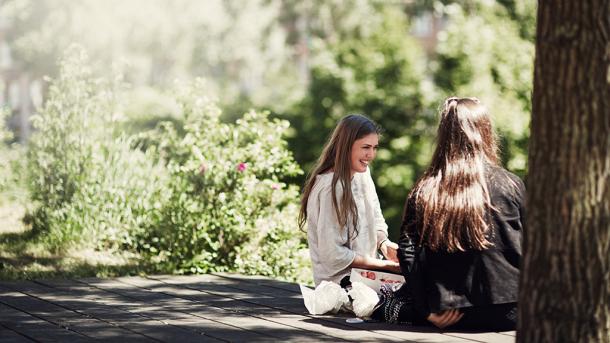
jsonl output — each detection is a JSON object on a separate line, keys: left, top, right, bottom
{"left": 0, "top": 0, "right": 534, "bottom": 283}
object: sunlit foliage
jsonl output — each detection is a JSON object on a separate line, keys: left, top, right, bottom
{"left": 1, "top": 0, "right": 535, "bottom": 278}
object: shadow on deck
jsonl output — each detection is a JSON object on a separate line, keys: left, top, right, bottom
{"left": 0, "top": 273, "right": 515, "bottom": 342}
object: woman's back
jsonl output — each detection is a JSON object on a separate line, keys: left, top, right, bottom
{"left": 376, "top": 97, "right": 525, "bottom": 330}
{"left": 401, "top": 165, "right": 525, "bottom": 313}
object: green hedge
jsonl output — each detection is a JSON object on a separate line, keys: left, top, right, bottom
{"left": 25, "top": 47, "right": 311, "bottom": 283}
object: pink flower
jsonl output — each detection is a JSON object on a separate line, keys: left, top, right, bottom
{"left": 271, "top": 183, "right": 280, "bottom": 190}
{"left": 236, "top": 162, "right": 247, "bottom": 172}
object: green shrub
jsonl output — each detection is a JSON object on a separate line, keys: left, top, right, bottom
{"left": 26, "top": 46, "right": 168, "bottom": 251}
{"left": 234, "top": 202, "right": 311, "bottom": 283}
{"left": 137, "top": 80, "right": 310, "bottom": 282}
{"left": 26, "top": 47, "right": 311, "bottom": 283}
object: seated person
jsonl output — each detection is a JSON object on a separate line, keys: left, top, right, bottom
{"left": 374, "top": 97, "right": 525, "bottom": 331}
{"left": 298, "top": 114, "right": 400, "bottom": 289}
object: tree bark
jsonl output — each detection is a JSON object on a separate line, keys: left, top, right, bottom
{"left": 518, "top": 1, "right": 610, "bottom": 342}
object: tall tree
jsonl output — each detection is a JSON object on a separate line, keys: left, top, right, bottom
{"left": 518, "top": 1, "right": 609, "bottom": 342}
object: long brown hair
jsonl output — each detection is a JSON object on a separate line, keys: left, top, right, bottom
{"left": 298, "top": 114, "right": 381, "bottom": 235}
{"left": 411, "top": 97, "right": 499, "bottom": 252}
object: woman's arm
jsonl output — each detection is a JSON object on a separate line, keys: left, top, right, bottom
{"left": 379, "top": 239, "right": 399, "bottom": 262}
{"left": 397, "top": 195, "right": 420, "bottom": 276}
{"left": 364, "top": 168, "right": 399, "bottom": 262}
{"left": 350, "top": 254, "right": 401, "bottom": 274}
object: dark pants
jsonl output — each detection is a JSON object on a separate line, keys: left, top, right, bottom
{"left": 450, "top": 302, "right": 517, "bottom": 331}
{"left": 372, "top": 282, "right": 517, "bottom": 331}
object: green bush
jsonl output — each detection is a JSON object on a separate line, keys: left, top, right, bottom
{"left": 26, "top": 46, "right": 169, "bottom": 251}
{"left": 25, "top": 47, "right": 311, "bottom": 283}
{"left": 138, "top": 81, "right": 310, "bottom": 282}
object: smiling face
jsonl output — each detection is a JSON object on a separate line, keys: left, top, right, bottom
{"left": 350, "top": 133, "right": 379, "bottom": 176}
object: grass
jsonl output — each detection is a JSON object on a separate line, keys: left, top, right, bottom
{"left": 0, "top": 192, "right": 152, "bottom": 281}
{"left": 0, "top": 145, "right": 157, "bottom": 280}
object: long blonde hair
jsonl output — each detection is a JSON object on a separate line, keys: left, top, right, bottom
{"left": 411, "top": 97, "right": 499, "bottom": 252}
{"left": 298, "top": 114, "right": 381, "bottom": 235}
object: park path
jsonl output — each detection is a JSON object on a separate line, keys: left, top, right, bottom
{"left": 0, "top": 273, "right": 515, "bottom": 342}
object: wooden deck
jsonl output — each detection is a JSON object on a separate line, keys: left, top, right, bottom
{"left": 0, "top": 273, "right": 515, "bottom": 342}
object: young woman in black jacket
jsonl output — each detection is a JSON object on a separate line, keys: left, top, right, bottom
{"left": 373, "top": 97, "right": 525, "bottom": 331}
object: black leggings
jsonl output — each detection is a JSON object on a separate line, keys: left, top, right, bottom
{"left": 449, "top": 302, "right": 517, "bottom": 331}
{"left": 371, "top": 285, "right": 517, "bottom": 331}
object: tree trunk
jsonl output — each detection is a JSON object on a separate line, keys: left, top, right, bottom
{"left": 518, "top": 1, "right": 610, "bottom": 342}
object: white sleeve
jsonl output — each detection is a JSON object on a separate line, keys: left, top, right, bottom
{"left": 365, "top": 168, "right": 388, "bottom": 244}
{"left": 313, "top": 186, "right": 356, "bottom": 274}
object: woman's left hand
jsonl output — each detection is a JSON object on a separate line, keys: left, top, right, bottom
{"left": 427, "top": 309, "right": 463, "bottom": 329}
{"left": 380, "top": 240, "right": 399, "bottom": 262}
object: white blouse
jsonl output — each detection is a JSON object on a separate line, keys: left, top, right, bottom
{"left": 306, "top": 167, "right": 388, "bottom": 286}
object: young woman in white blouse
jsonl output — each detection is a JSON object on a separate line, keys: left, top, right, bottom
{"left": 298, "top": 114, "right": 401, "bottom": 287}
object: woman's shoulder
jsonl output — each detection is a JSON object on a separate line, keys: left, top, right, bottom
{"left": 314, "top": 171, "right": 333, "bottom": 185}
{"left": 490, "top": 165, "right": 523, "bottom": 185}
{"left": 310, "top": 172, "right": 335, "bottom": 195}
{"left": 486, "top": 164, "right": 525, "bottom": 199}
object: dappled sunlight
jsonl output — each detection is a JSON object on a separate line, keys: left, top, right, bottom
{"left": 1, "top": 1, "right": 532, "bottom": 288}
{"left": 0, "top": 273, "right": 516, "bottom": 342}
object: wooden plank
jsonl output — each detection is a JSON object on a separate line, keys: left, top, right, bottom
{"left": 150, "top": 274, "right": 310, "bottom": 313}
{"left": 114, "top": 276, "right": 351, "bottom": 342}
{"left": 213, "top": 272, "right": 303, "bottom": 293}
{"left": 211, "top": 273, "right": 516, "bottom": 342}
{"left": 64, "top": 278, "right": 270, "bottom": 343}
{"left": 148, "top": 274, "right": 306, "bottom": 317}
{"left": 0, "top": 322, "right": 36, "bottom": 343}
{"left": 125, "top": 276, "right": 398, "bottom": 343}
{"left": 444, "top": 331, "right": 515, "bottom": 343}
{"left": 75, "top": 277, "right": 300, "bottom": 342}
{"left": 0, "top": 302, "right": 91, "bottom": 343}
{"left": 128, "top": 275, "right": 431, "bottom": 342}
{"left": 213, "top": 274, "right": 519, "bottom": 338}
{"left": 166, "top": 275, "right": 508, "bottom": 342}
{"left": 0, "top": 281, "right": 156, "bottom": 342}
{"left": 147, "top": 275, "right": 478, "bottom": 343}
{"left": 32, "top": 279, "right": 224, "bottom": 343}
{"left": 1, "top": 274, "right": 513, "bottom": 342}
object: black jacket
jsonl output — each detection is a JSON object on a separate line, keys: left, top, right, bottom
{"left": 397, "top": 165, "right": 526, "bottom": 316}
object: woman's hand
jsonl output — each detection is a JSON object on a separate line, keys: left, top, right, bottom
{"left": 380, "top": 240, "right": 399, "bottom": 262}
{"left": 351, "top": 255, "right": 401, "bottom": 273}
{"left": 427, "top": 309, "right": 463, "bottom": 329}
{"left": 382, "top": 260, "right": 401, "bottom": 274}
